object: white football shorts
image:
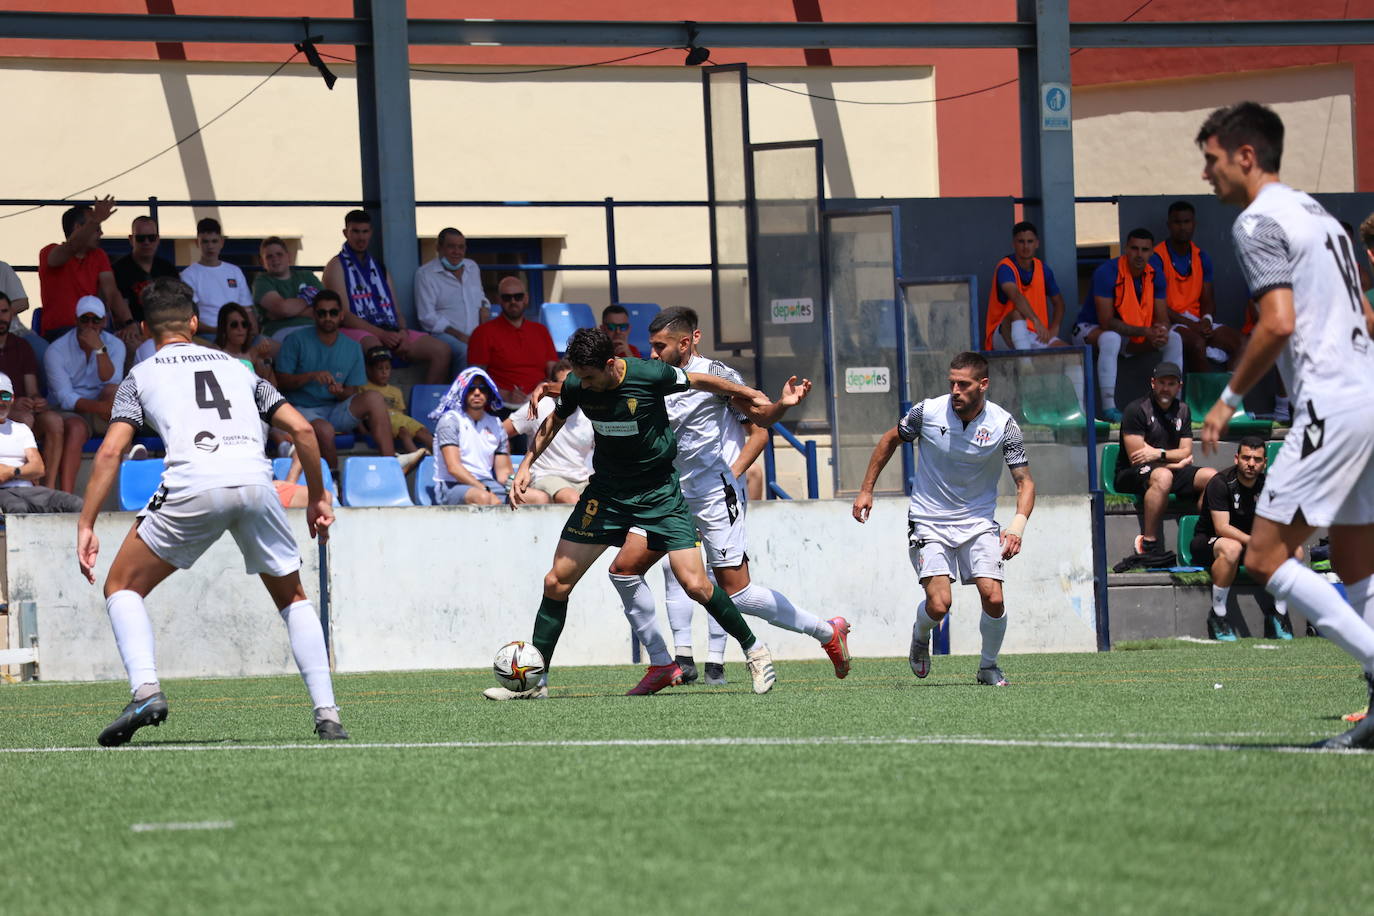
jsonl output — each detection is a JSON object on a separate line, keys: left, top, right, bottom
{"left": 908, "top": 518, "right": 1005, "bottom": 584}
{"left": 1259, "top": 400, "right": 1374, "bottom": 529}
{"left": 686, "top": 473, "right": 749, "bottom": 568}
{"left": 137, "top": 483, "right": 302, "bottom": 576}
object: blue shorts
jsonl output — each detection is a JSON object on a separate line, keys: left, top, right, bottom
{"left": 435, "top": 477, "right": 507, "bottom": 505}
{"left": 295, "top": 396, "right": 361, "bottom": 433}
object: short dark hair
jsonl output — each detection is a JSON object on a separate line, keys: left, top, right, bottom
{"left": 260, "top": 236, "right": 288, "bottom": 253}
{"left": 1237, "top": 435, "right": 1267, "bottom": 454}
{"left": 213, "top": 303, "right": 251, "bottom": 349}
{"left": 345, "top": 209, "right": 371, "bottom": 226}
{"left": 196, "top": 217, "right": 222, "bottom": 236}
{"left": 61, "top": 205, "right": 91, "bottom": 238}
{"left": 565, "top": 327, "right": 614, "bottom": 368}
{"left": 1167, "top": 200, "right": 1195, "bottom": 217}
{"left": 549, "top": 359, "right": 573, "bottom": 381}
{"left": 648, "top": 305, "right": 698, "bottom": 336}
{"left": 1360, "top": 212, "right": 1374, "bottom": 250}
{"left": 141, "top": 277, "right": 197, "bottom": 337}
{"left": 601, "top": 304, "right": 629, "bottom": 324}
{"left": 437, "top": 227, "right": 463, "bottom": 245}
{"left": 1196, "top": 101, "right": 1284, "bottom": 173}
{"left": 1012, "top": 220, "right": 1038, "bottom": 238}
{"left": 131, "top": 214, "right": 158, "bottom": 231}
{"left": 1126, "top": 227, "right": 1155, "bottom": 244}
{"left": 949, "top": 350, "right": 989, "bottom": 379}
{"left": 313, "top": 289, "right": 342, "bottom": 308}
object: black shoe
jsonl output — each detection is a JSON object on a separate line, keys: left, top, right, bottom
{"left": 1264, "top": 613, "right": 1294, "bottom": 640}
{"left": 1311, "top": 713, "right": 1374, "bottom": 750}
{"left": 315, "top": 719, "right": 350, "bottom": 741}
{"left": 1207, "top": 611, "right": 1238, "bottom": 642}
{"left": 97, "top": 692, "right": 168, "bottom": 747}
{"left": 675, "top": 655, "right": 699, "bottom": 685}
{"left": 704, "top": 662, "right": 727, "bottom": 686}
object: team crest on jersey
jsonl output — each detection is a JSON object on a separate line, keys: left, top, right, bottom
{"left": 974, "top": 426, "right": 992, "bottom": 446}
{"left": 626, "top": 397, "right": 638, "bottom": 415}
{"left": 1174, "top": 417, "right": 1182, "bottom": 432}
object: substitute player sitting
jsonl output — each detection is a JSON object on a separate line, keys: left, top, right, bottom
{"left": 76, "top": 277, "right": 347, "bottom": 745}
{"left": 495, "top": 327, "right": 778, "bottom": 699}
{"left": 852, "top": 351, "right": 1035, "bottom": 687}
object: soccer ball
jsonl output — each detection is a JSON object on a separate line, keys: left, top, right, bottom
{"left": 493, "top": 641, "right": 545, "bottom": 692}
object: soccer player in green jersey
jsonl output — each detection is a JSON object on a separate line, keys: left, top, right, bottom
{"left": 487, "top": 327, "right": 778, "bottom": 699}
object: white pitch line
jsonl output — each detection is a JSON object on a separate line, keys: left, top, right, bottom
{"left": 130, "top": 820, "right": 234, "bottom": 833}
{"left": 0, "top": 735, "right": 1369, "bottom": 756}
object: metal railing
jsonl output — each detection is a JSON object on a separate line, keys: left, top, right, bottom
{"left": 763, "top": 423, "right": 819, "bottom": 500}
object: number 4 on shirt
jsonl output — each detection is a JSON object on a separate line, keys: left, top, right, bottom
{"left": 194, "top": 370, "right": 233, "bottom": 420}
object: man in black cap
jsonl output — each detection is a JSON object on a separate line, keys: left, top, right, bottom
{"left": 1115, "top": 361, "right": 1217, "bottom": 557}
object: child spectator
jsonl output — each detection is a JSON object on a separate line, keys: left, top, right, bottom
{"left": 180, "top": 217, "right": 251, "bottom": 339}
{"left": 361, "top": 345, "right": 433, "bottom": 461}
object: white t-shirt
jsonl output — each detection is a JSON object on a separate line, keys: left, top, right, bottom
{"left": 0, "top": 419, "right": 36, "bottom": 488}
{"left": 434, "top": 409, "right": 509, "bottom": 484}
{"left": 1232, "top": 182, "right": 1374, "bottom": 417}
{"left": 132, "top": 338, "right": 156, "bottom": 366}
{"left": 666, "top": 353, "right": 748, "bottom": 496}
{"left": 111, "top": 341, "right": 281, "bottom": 496}
{"left": 508, "top": 397, "right": 593, "bottom": 484}
{"left": 180, "top": 262, "right": 253, "bottom": 328}
{"left": 898, "top": 394, "right": 1026, "bottom": 524}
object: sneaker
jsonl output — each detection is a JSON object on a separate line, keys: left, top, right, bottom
{"left": 126, "top": 443, "right": 149, "bottom": 461}
{"left": 821, "top": 616, "right": 851, "bottom": 679}
{"left": 745, "top": 644, "right": 776, "bottom": 694}
{"left": 1311, "top": 713, "right": 1374, "bottom": 750}
{"left": 626, "top": 662, "right": 683, "bottom": 696}
{"left": 909, "top": 625, "right": 931, "bottom": 679}
{"left": 1133, "top": 534, "right": 1165, "bottom": 557}
{"left": 1265, "top": 613, "right": 1294, "bottom": 640}
{"left": 1100, "top": 406, "right": 1123, "bottom": 424}
{"left": 97, "top": 691, "right": 168, "bottom": 747}
{"left": 1208, "top": 611, "right": 1238, "bottom": 642}
{"left": 482, "top": 684, "right": 548, "bottom": 701}
{"left": 976, "top": 665, "right": 1009, "bottom": 687}
{"left": 397, "top": 448, "right": 428, "bottom": 476}
{"left": 703, "top": 662, "right": 727, "bottom": 686}
{"left": 315, "top": 719, "right": 350, "bottom": 740}
{"left": 675, "top": 655, "right": 699, "bottom": 685}
{"left": 1348, "top": 673, "right": 1374, "bottom": 723}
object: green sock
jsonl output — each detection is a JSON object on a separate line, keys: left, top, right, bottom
{"left": 703, "top": 585, "right": 756, "bottom": 651}
{"left": 533, "top": 596, "right": 569, "bottom": 669}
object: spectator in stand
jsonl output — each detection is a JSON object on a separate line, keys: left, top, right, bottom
{"left": 0, "top": 292, "right": 64, "bottom": 489}
{"left": 1114, "top": 361, "right": 1216, "bottom": 562}
{"left": 602, "top": 304, "right": 642, "bottom": 358}
{"left": 0, "top": 372, "right": 83, "bottom": 513}
{"left": 111, "top": 215, "right": 176, "bottom": 339}
{"left": 429, "top": 367, "right": 512, "bottom": 506}
{"left": 504, "top": 359, "right": 593, "bottom": 504}
{"left": 466, "top": 276, "right": 558, "bottom": 406}
{"left": 983, "top": 221, "right": 1068, "bottom": 351}
{"left": 273, "top": 290, "right": 399, "bottom": 472}
{"left": 323, "top": 209, "right": 451, "bottom": 384}
{"left": 1073, "top": 228, "right": 1184, "bottom": 422}
{"left": 179, "top": 217, "right": 252, "bottom": 341}
{"left": 44, "top": 296, "right": 127, "bottom": 492}
{"left": 214, "top": 304, "right": 276, "bottom": 381}
{"left": 1191, "top": 436, "right": 1294, "bottom": 642}
{"left": 414, "top": 227, "right": 488, "bottom": 372}
{"left": 1150, "top": 201, "right": 1242, "bottom": 371}
{"left": 361, "top": 345, "right": 433, "bottom": 461}
{"left": 39, "top": 197, "right": 135, "bottom": 345}
{"left": 253, "top": 237, "right": 322, "bottom": 343}
{"left": 1, "top": 256, "right": 52, "bottom": 364}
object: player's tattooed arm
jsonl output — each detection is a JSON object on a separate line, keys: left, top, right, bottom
{"left": 852, "top": 426, "right": 903, "bottom": 523}
{"left": 735, "top": 376, "right": 812, "bottom": 427}
{"left": 1001, "top": 464, "right": 1035, "bottom": 560}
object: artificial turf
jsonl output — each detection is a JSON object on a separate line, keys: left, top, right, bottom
{"left": 2, "top": 639, "right": 1372, "bottom": 915}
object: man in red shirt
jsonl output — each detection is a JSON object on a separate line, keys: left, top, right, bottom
{"left": 38, "top": 197, "right": 134, "bottom": 345}
{"left": 601, "top": 304, "right": 641, "bottom": 358}
{"left": 467, "top": 276, "right": 557, "bottom": 405}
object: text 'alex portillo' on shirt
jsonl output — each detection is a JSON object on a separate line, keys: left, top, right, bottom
{"left": 111, "top": 342, "right": 282, "bottom": 494}
{"left": 1232, "top": 182, "right": 1374, "bottom": 414}
{"left": 897, "top": 394, "right": 1027, "bottom": 524}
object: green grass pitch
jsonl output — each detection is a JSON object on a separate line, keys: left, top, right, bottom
{"left": 3, "top": 639, "right": 1373, "bottom": 915}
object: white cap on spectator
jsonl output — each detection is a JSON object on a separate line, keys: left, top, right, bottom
{"left": 0, "top": 372, "right": 12, "bottom": 395}
{"left": 76, "top": 295, "right": 105, "bottom": 319}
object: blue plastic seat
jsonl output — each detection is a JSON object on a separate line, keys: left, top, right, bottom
{"left": 84, "top": 435, "right": 164, "bottom": 455}
{"left": 341, "top": 456, "right": 413, "bottom": 507}
{"left": 30, "top": 307, "right": 42, "bottom": 335}
{"left": 271, "top": 457, "right": 337, "bottom": 497}
{"left": 118, "top": 458, "right": 165, "bottom": 510}
{"left": 408, "top": 384, "right": 450, "bottom": 433}
{"left": 540, "top": 303, "right": 596, "bottom": 354}
{"left": 617, "top": 303, "right": 660, "bottom": 357}
{"left": 413, "top": 455, "right": 437, "bottom": 505}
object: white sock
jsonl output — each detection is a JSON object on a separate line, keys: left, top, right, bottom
{"left": 979, "top": 611, "right": 1007, "bottom": 668}
{"left": 279, "top": 600, "right": 336, "bottom": 712}
{"left": 106, "top": 590, "right": 159, "bottom": 696}
{"left": 1274, "top": 598, "right": 1289, "bottom": 617}
{"left": 1097, "top": 331, "right": 1121, "bottom": 409}
{"left": 1211, "top": 585, "right": 1230, "bottom": 617}
{"left": 915, "top": 602, "right": 937, "bottom": 643}
{"left": 730, "top": 583, "right": 833, "bottom": 643}
{"left": 1163, "top": 329, "right": 1184, "bottom": 368}
{"left": 1345, "top": 575, "right": 1374, "bottom": 629}
{"left": 707, "top": 617, "right": 727, "bottom": 664}
{"left": 662, "top": 562, "right": 695, "bottom": 651}
{"left": 1268, "top": 559, "right": 1374, "bottom": 671}
{"left": 611, "top": 573, "right": 672, "bottom": 666}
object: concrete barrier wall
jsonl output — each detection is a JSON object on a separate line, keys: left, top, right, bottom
{"left": 10, "top": 496, "right": 1098, "bottom": 682}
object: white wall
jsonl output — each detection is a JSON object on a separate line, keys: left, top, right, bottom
{"left": 8, "top": 495, "right": 1098, "bottom": 683}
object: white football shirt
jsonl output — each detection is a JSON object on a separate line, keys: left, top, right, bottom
{"left": 666, "top": 353, "right": 748, "bottom": 496}
{"left": 508, "top": 397, "right": 594, "bottom": 484}
{"left": 1232, "top": 182, "right": 1374, "bottom": 416}
{"left": 898, "top": 394, "right": 1026, "bottom": 524}
{"left": 111, "top": 342, "right": 281, "bottom": 495}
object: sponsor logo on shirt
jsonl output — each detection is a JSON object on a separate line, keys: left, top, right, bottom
{"left": 193, "top": 431, "right": 219, "bottom": 453}
{"left": 227, "top": 278, "right": 238, "bottom": 288}
{"left": 592, "top": 419, "right": 638, "bottom": 437}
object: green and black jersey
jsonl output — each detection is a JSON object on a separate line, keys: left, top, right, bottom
{"left": 554, "top": 357, "right": 692, "bottom": 495}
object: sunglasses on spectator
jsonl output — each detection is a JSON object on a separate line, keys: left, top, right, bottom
{"left": 78, "top": 315, "right": 105, "bottom": 324}
{"left": 0, "top": 393, "right": 12, "bottom": 402}
{"left": 604, "top": 322, "right": 630, "bottom": 332}
{"left": 225, "top": 320, "right": 247, "bottom": 329}
{"left": 133, "top": 233, "right": 159, "bottom": 243}
{"left": 500, "top": 293, "right": 526, "bottom": 302}
{"left": 315, "top": 308, "right": 342, "bottom": 317}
